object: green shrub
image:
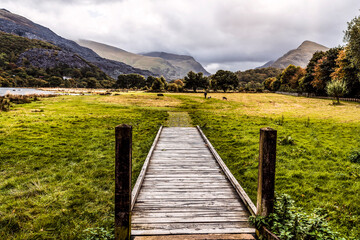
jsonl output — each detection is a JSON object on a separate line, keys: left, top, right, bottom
{"left": 83, "top": 227, "right": 114, "bottom": 240}
{"left": 0, "top": 97, "right": 11, "bottom": 111}
{"left": 279, "top": 135, "right": 295, "bottom": 145}
{"left": 348, "top": 149, "right": 360, "bottom": 163}
{"left": 249, "top": 194, "right": 343, "bottom": 240}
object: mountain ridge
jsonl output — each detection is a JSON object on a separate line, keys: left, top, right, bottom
{"left": 259, "top": 40, "right": 329, "bottom": 69}
{"left": 77, "top": 39, "right": 210, "bottom": 80}
{"left": 0, "top": 9, "right": 153, "bottom": 78}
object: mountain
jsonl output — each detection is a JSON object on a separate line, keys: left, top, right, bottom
{"left": 0, "top": 9, "right": 153, "bottom": 78}
{"left": 0, "top": 31, "right": 114, "bottom": 88}
{"left": 142, "top": 51, "right": 210, "bottom": 78}
{"left": 77, "top": 39, "right": 210, "bottom": 80}
{"left": 259, "top": 41, "right": 329, "bottom": 69}
{"left": 257, "top": 60, "right": 274, "bottom": 69}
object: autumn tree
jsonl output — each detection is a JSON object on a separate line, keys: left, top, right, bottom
{"left": 331, "top": 48, "right": 360, "bottom": 97}
{"left": 278, "top": 64, "right": 305, "bottom": 91}
{"left": 302, "top": 51, "right": 326, "bottom": 93}
{"left": 309, "top": 47, "right": 341, "bottom": 95}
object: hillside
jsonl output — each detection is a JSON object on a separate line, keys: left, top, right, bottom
{"left": 259, "top": 41, "right": 329, "bottom": 69}
{"left": 77, "top": 39, "right": 209, "bottom": 80}
{"left": 142, "top": 51, "right": 210, "bottom": 78}
{"left": 0, "top": 9, "right": 153, "bottom": 78}
{"left": 0, "top": 31, "right": 113, "bottom": 88}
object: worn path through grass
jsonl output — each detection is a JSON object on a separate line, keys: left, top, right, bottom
{"left": 165, "top": 111, "right": 192, "bottom": 127}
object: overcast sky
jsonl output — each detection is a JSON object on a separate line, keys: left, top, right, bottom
{"left": 2, "top": 0, "right": 360, "bottom": 73}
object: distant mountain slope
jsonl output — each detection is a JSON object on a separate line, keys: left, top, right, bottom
{"left": 77, "top": 39, "right": 209, "bottom": 80}
{"left": 0, "top": 9, "right": 153, "bottom": 78}
{"left": 142, "top": 51, "right": 210, "bottom": 78}
{"left": 259, "top": 41, "right": 329, "bottom": 69}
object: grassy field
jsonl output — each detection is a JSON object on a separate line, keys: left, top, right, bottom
{"left": 0, "top": 92, "right": 359, "bottom": 239}
{"left": 175, "top": 93, "right": 360, "bottom": 239}
{"left": 0, "top": 94, "right": 169, "bottom": 239}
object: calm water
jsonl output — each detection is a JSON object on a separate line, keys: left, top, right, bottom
{"left": 0, "top": 88, "right": 56, "bottom": 96}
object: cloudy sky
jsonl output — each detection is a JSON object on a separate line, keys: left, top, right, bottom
{"left": 2, "top": 0, "right": 360, "bottom": 73}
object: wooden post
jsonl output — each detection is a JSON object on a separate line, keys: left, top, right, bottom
{"left": 257, "top": 127, "right": 277, "bottom": 217}
{"left": 115, "top": 124, "right": 132, "bottom": 240}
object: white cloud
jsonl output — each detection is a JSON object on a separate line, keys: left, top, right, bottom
{"left": 2, "top": 0, "right": 360, "bottom": 72}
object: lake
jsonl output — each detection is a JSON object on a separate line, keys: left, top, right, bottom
{"left": 0, "top": 87, "right": 56, "bottom": 96}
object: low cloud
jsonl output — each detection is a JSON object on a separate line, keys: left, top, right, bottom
{"left": 2, "top": 0, "right": 360, "bottom": 71}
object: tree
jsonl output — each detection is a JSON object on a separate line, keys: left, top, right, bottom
{"left": 174, "top": 79, "right": 184, "bottom": 92}
{"left": 211, "top": 70, "right": 238, "bottom": 92}
{"left": 167, "top": 83, "right": 178, "bottom": 92}
{"left": 48, "top": 76, "right": 63, "bottom": 87}
{"left": 331, "top": 48, "right": 360, "bottom": 97}
{"left": 344, "top": 14, "right": 360, "bottom": 73}
{"left": 116, "top": 74, "right": 146, "bottom": 89}
{"left": 151, "top": 77, "right": 165, "bottom": 91}
{"left": 277, "top": 65, "right": 305, "bottom": 91}
{"left": 326, "top": 80, "right": 348, "bottom": 104}
{"left": 302, "top": 51, "right": 326, "bottom": 93}
{"left": 184, "top": 71, "right": 208, "bottom": 92}
{"left": 264, "top": 77, "right": 281, "bottom": 91}
{"left": 146, "top": 76, "right": 157, "bottom": 88}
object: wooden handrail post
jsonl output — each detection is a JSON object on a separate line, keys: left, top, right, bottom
{"left": 257, "top": 127, "right": 277, "bottom": 217}
{"left": 115, "top": 124, "right": 132, "bottom": 240}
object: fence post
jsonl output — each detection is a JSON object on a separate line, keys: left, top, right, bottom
{"left": 115, "top": 124, "right": 132, "bottom": 240}
{"left": 257, "top": 127, "right": 277, "bottom": 217}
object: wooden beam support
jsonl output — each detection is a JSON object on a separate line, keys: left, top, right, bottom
{"left": 115, "top": 124, "right": 132, "bottom": 240}
{"left": 257, "top": 127, "right": 277, "bottom": 217}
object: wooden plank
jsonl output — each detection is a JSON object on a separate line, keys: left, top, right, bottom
{"left": 134, "top": 199, "right": 244, "bottom": 206}
{"left": 132, "top": 233, "right": 256, "bottom": 240}
{"left": 133, "top": 211, "right": 248, "bottom": 217}
{"left": 132, "top": 222, "right": 255, "bottom": 235}
{"left": 131, "top": 126, "right": 163, "bottom": 210}
{"left": 132, "top": 207, "right": 246, "bottom": 212}
{"left": 137, "top": 193, "right": 238, "bottom": 200}
{"left": 132, "top": 216, "right": 250, "bottom": 224}
{"left": 196, "top": 126, "right": 257, "bottom": 216}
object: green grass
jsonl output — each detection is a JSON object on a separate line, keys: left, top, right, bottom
{"left": 1, "top": 92, "right": 359, "bottom": 239}
{"left": 171, "top": 93, "right": 360, "bottom": 239}
{"left": 0, "top": 94, "right": 168, "bottom": 239}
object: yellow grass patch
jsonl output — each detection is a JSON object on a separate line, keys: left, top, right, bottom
{"left": 175, "top": 93, "right": 360, "bottom": 122}
{"left": 100, "top": 93, "right": 182, "bottom": 108}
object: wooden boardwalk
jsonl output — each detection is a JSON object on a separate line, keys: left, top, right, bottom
{"left": 131, "top": 127, "right": 256, "bottom": 239}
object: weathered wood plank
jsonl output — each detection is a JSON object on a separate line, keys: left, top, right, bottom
{"left": 132, "top": 233, "right": 256, "bottom": 240}
{"left": 132, "top": 222, "right": 255, "bottom": 235}
{"left": 132, "top": 211, "right": 248, "bottom": 218}
{"left": 132, "top": 216, "right": 250, "bottom": 224}
{"left": 132, "top": 207, "right": 246, "bottom": 212}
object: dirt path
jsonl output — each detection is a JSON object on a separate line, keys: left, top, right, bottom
{"left": 166, "top": 111, "right": 192, "bottom": 127}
